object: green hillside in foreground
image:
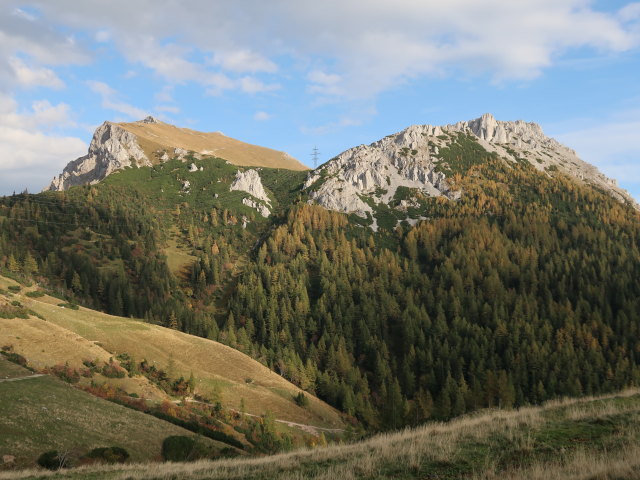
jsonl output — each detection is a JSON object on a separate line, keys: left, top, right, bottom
{"left": 2, "top": 389, "right": 639, "bottom": 479}
{"left": 0, "top": 358, "right": 231, "bottom": 470}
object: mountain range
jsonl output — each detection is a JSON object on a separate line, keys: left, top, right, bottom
{"left": 1, "top": 112, "right": 640, "bottom": 474}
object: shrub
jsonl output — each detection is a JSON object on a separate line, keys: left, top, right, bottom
{"left": 46, "top": 364, "right": 80, "bottom": 384}
{"left": 294, "top": 392, "right": 309, "bottom": 407}
{"left": 101, "top": 362, "right": 126, "bottom": 379}
{"left": 84, "top": 446, "right": 129, "bottom": 464}
{"left": 0, "top": 351, "right": 27, "bottom": 367}
{"left": 161, "top": 436, "right": 206, "bottom": 462}
{"left": 7, "top": 285, "right": 20, "bottom": 293}
{"left": 37, "top": 450, "right": 69, "bottom": 470}
{"left": 82, "top": 359, "right": 99, "bottom": 372}
{"left": 25, "top": 290, "right": 45, "bottom": 298}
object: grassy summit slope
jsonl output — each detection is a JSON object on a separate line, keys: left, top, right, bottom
{"left": 117, "top": 119, "right": 308, "bottom": 171}
{"left": 3, "top": 389, "right": 639, "bottom": 479}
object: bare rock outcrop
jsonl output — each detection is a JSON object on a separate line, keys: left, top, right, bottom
{"left": 304, "top": 124, "right": 460, "bottom": 218}
{"left": 305, "top": 113, "right": 635, "bottom": 218}
{"left": 48, "top": 122, "right": 150, "bottom": 191}
{"left": 450, "top": 113, "right": 633, "bottom": 205}
{"left": 230, "top": 169, "right": 272, "bottom": 217}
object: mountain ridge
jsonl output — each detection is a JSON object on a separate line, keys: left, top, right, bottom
{"left": 48, "top": 116, "right": 307, "bottom": 191}
{"left": 304, "top": 113, "right": 635, "bottom": 224}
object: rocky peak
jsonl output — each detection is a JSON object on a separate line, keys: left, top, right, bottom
{"left": 304, "top": 113, "right": 636, "bottom": 225}
{"left": 457, "top": 113, "right": 555, "bottom": 150}
{"left": 48, "top": 121, "right": 150, "bottom": 191}
{"left": 141, "top": 115, "right": 160, "bottom": 124}
{"left": 304, "top": 124, "right": 460, "bottom": 227}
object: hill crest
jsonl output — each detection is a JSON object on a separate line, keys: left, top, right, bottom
{"left": 304, "top": 113, "right": 636, "bottom": 225}
{"left": 48, "top": 117, "right": 308, "bottom": 191}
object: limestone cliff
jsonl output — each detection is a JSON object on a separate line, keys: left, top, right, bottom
{"left": 48, "top": 121, "right": 150, "bottom": 191}
{"left": 305, "top": 114, "right": 635, "bottom": 223}
{"left": 230, "top": 169, "right": 272, "bottom": 217}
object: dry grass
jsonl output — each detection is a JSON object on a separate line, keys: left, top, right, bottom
{"left": 478, "top": 445, "right": 640, "bottom": 480}
{"left": 9, "top": 286, "right": 343, "bottom": 429}
{"left": 4, "top": 389, "right": 638, "bottom": 479}
{"left": 118, "top": 120, "right": 308, "bottom": 171}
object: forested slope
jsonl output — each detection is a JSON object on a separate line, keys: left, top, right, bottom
{"left": 1, "top": 141, "right": 640, "bottom": 431}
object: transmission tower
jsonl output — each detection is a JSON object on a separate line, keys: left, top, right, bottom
{"left": 311, "top": 146, "right": 320, "bottom": 169}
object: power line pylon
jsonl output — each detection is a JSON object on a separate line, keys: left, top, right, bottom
{"left": 311, "top": 146, "right": 320, "bottom": 169}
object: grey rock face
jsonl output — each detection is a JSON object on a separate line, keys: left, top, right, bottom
{"left": 304, "top": 124, "right": 460, "bottom": 218}
{"left": 230, "top": 169, "right": 271, "bottom": 217}
{"left": 48, "top": 122, "right": 150, "bottom": 191}
{"left": 451, "top": 113, "right": 634, "bottom": 206}
{"left": 305, "top": 113, "right": 635, "bottom": 218}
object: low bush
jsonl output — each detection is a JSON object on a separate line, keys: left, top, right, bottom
{"left": 294, "top": 392, "right": 309, "bottom": 407}
{"left": 37, "top": 450, "right": 69, "bottom": 470}
{"left": 161, "top": 436, "right": 207, "bottom": 462}
{"left": 46, "top": 364, "right": 80, "bottom": 384}
{"left": 7, "top": 285, "right": 20, "bottom": 293}
{"left": 0, "top": 346, "right": 27, "bottom": 367}
{"left": 84, "top": 446, "right": 129, "bottom": 464}
{"left": 101, "top": 361, "right": 126, "bottom": 379}
{"left": 25, "top": 290, "right": 45, "bottom": 298}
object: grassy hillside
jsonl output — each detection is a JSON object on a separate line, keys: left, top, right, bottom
{"left": 0, "top": 275, "right": 344, "bottom": 429}
{"left": 0, "top": 358, "right": 229, "bottom": 470}
{"left": 2, "top": 389, "right": 639, "bottom": 479}
{"left": 117, "top": 119, "right": 308, "bottom": 171}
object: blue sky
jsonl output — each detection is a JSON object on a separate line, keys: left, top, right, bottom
{"left": 0, "top": 1, "right": 639, "bottom": 200}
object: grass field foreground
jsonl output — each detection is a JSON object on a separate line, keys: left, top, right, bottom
{"left": 1, "top": 389, "right": 639, "bottom": 479}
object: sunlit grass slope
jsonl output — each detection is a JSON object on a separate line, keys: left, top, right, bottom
{"left": 0, "top": 276, "right": 344, "bottom": 429}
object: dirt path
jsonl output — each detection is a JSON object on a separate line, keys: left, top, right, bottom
{"left": 0, "top": 374, "right": 45, "bottom": 383}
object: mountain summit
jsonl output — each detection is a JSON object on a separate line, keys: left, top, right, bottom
{"left": 48, "top": 117, "right": 307, "bottom": 191}
{"left": 304, "top": 113, "right": 634, "bottom": 224}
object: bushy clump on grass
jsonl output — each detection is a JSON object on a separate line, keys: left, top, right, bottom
{"left": 25, "top": 290, "right": 45, "bottom": 298}
{"left": 101, "top": 361, "right": 126, "bottom": 378}
{"left": 45, "top": 364, "right": 81, "bottom": 384}
{"left": 0, "top": 304, "right": 31, "bottom": 319}
{"left": 37, "top": 450, "right": 69, "bottom": 470}
{"left": 161, "top": 436, "right": 209, "bottom": 462}
{"left": 0, "top": 345, "right": 28, "bottom": 367}
{"left": 293, "top": 392, "right": 309, "bottom": 407}
{"left": 83, "top": 446, "right": 129, "bottom": 464}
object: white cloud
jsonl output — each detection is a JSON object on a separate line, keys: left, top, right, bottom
{"left": 213, "top": 50, "right": 277, "bottom": 73}
{"left": 239, "top": 76, "right": 280, "bottom": 94}
{"left": 9, "top": 57, "right": 65, "bottom": 89}
{"left": 95, "top": 30, "right": 110, "bottom": 43}
{"left": 15, "top": 0, "right": 636, "bottom": 102}
{"left": 254, "top": 111, "right": 272, "bottom": 121}
{"left": 0, "top": 94, "right": 86, "bottom": 194}
{"left": 87, "top": 80, "right": 148, "bottom": 119}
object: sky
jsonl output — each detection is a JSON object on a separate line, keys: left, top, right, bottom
{"left": 0, "top": 0, "right": 639, "bottom": 199}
